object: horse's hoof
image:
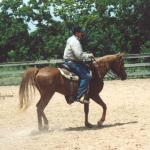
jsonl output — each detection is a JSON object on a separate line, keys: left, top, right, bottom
{"left": 97, "top": 120, "right": 104, "bottom": 127}
{"left": 43, "top": 124, "right": 49, "bottom": 131}
{"left": 39, "top": 128, "right": 49, "bottom": 133}
{"left": 30, "top": 130, "right": 39, "bottom": 136}
{"left": 38, "top": 125, "right": 49, "bottom": 133}
{"left": 85, "top": 122, "right": 93, "bottom": 128}
{"left": 67, "top": 102, "right": 73, "bottom": 105}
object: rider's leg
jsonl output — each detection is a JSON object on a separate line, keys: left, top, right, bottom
{"left": 76, "top": 78, "right": 89, "bottom": 99}
{"left": 64, "top": 61, "right": 92, "bottom": 101}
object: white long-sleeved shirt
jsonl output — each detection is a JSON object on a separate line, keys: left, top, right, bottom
{"left": 63, "top": 35, "right": 90, "bottom": 61}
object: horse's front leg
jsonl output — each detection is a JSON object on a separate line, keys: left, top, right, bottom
{"left": 91, "top": 94, "right": 107, "bottom": 127}
{"left": 84, "top": 103, "right": 93, "bottom": 128}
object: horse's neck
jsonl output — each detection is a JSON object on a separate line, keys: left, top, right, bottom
{"left": 95, "top": 57, "right": 113, "bottom": 79}
{"left": 99, "top": 62, "right": 110, "bottom": 78}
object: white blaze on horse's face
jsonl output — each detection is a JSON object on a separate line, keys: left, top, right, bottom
{"left": 111, "top": 54, "right": 127, "bottom": 80}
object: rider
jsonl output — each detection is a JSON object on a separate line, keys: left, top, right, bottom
{"left": 63, "top": 25, "right": 94, "bottom": 104}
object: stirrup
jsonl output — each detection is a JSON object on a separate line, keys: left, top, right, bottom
{"left": 79, "top": 99, "right": 90, "bottom": 104}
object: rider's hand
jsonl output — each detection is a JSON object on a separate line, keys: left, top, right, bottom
{"left": 87, "top": 53, "right": 94, "bottom": 58}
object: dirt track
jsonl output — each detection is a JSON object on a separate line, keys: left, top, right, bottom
{"left": 0, "top": 79, "right": 150, "bottom": 150}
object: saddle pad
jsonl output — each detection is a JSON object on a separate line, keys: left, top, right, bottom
{"left": 58, "top": 68, "right": 79, "bottom": 81}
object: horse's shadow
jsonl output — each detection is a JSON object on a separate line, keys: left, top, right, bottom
{"left": 30, "top": 121, "right": 138, "bottom": 136}
{"left": 63, "top": 121, "right": 138, "bottom": 132}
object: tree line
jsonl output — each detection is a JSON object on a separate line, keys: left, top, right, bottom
{"left": 0, "top": 0, "right": 149, "bottom": 62}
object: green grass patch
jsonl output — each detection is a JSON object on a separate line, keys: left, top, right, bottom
{"left": 0, "top": 62, "right": 149, "bottom": 86}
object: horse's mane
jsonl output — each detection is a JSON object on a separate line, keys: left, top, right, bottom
{"left": 96, "top": 54, "right": 117, "bottom": 64}
{"left": 95, "top": 54, "right": 117, "bottom": 69}
{"left": 92, "top": 54, "right": 118, "bottom": 78}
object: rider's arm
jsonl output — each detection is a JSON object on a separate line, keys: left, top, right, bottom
{"left": 71, "top": 38, "right": 92, "bottom": 60}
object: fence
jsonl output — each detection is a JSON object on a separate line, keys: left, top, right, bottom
{"left": 0, "top": 54, "right": 150, "bottom": 85}
{"left": 124, "top": 53, "right": 150, "bottom": 78}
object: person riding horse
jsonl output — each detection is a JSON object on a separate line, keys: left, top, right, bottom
{"left": 63, "top": 26, "right": 94, "bottom": 104}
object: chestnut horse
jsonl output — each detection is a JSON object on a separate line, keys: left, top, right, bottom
{"left": 19, "top": 53, "right": 127, "bottom": 131}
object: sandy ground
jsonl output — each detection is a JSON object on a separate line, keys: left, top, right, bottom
{"left": 0, "top": 79, "right": 150, "bottom": 150}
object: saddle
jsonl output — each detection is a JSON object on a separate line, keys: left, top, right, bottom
{"left": 58, "top": 64, "right": 91, "bottom": 105}
{"left": 58, "top": 64, "right": 79, "bottom": 104}
{"left": 58, "top": 64, "right": 79, "bottom": 81}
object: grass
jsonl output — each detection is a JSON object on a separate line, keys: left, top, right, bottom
{"left": 0, "top": 63, "right": 55, "bottom": 86}
{"left": 0, "top": 76, "right": 22, "bottom": 86}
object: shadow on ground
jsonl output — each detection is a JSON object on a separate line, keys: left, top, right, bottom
{"left": 63, "top": 121, "right": 138, "bottom": 132}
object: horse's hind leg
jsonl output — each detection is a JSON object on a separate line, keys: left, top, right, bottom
{"left": 36, "top": 92, "right": 54, "bottom": 131}
{"left": 91, "top": 94, "right": 107, "bottom": 127}
{"left": 41, "top": 112, "right": 49, "bottom": 130}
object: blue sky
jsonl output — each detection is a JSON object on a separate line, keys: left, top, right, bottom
{"left": 23, "top": 0, "right": 61, "bottom": 32}
{"left": 0, "top": 0, "right": 60, "bottom": 32}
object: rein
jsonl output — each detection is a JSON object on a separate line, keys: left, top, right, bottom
{"left": 91, "top": 57, "right": 120, "bottom": 80}
{"left": 107, "top": 71, "right": 118, "bottom": 79}
{"left": 91, "top": 57, "right": 102, "bottom": 80}
{"left": 106, "top": 59, "right": 123, "bottom": 80}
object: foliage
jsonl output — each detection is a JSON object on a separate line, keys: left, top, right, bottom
{"left": 141, "top": 41, "right": 150, "bottom": 53}
{"left": 0, "top": 0, "right": 149, "bottom": 62}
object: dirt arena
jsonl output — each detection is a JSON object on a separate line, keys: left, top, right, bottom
{"left": 0, "top": 79, "right": 150, "bottom": 150}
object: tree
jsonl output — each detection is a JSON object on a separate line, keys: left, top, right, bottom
{"left": 0, "top": 0, "right": 149, "bottom": 62}
{"left": 0, "top": 0, "right": 29, "bottom": 62}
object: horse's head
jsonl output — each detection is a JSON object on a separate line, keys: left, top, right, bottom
{"left": 110, "top": 53, "right": 127, "bottom": 80}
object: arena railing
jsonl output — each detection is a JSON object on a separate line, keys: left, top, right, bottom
{"left": 0, "top": 54, "right": 149, "bottom": 85}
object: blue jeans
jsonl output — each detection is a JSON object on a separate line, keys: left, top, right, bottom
{"left": 64, "top": 60, "right": 92, "bottom": 99}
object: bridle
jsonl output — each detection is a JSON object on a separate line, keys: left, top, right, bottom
{"left": 107, "top": 59, "right": 124, "bottom": 79}
{"left": 91, "top": 57, "right": 123, "bottom": 80}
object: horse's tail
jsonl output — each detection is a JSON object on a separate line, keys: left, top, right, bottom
{"left": 19, "top": 67, "right": 39, "bottom": 110}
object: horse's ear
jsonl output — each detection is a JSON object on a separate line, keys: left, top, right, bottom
{"left": 116, "top": 52, "right": 125, "bottom": 60}
{"left": 120, "top": 52, "right": 125, "bottom": 57}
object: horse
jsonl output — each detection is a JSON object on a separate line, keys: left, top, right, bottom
{"left": 19, "top": 53, "right": 127, "bottom": 131}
